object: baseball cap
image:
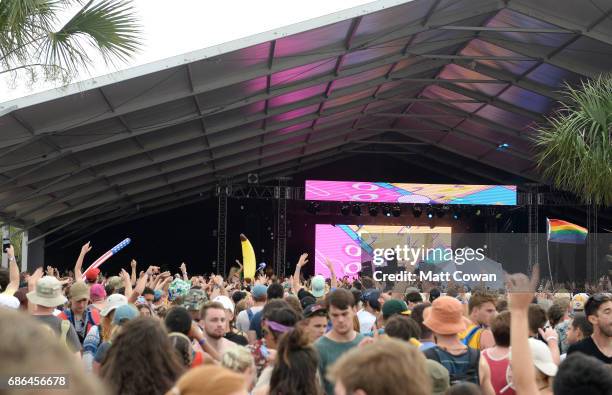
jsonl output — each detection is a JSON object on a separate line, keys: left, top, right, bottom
{"left": 382, "top": 299, "right": 410, "bottom": 320}
{"left": 213, "top": 295, "right": 235, "bottom": 313}
{"left": 0, "top": 294, "right": 20, "bottom": 309}
{"left": 90, "top": 284, "right": 107, "bottom": 301}
{"left": 69, "top": 281, "right": 90, "bottom": 301}
{"left": 297, "top": 288, "right": 314, "bottom": 301}
{"left": 310, "top": 275, "right": 326, "bottom": 298}
{"left": 423, "top": 296, "right": 467, "bottom": 335}
{"left": 362, "top": 289, "right": 382, "bottom": 310}
{"left": 26, "top": 276, "right": 67, "bottom": 308}
{"left": 304, "top": 303, "right": 327, "bottom": 318}
{"left": 300, "top": 295, "right": 317, "bottom": 309}
{"left": 112, "top": 304, "right": 139, "bottom": 325}
{"left": 85, "top": 267, "right": 100, "bottom": 282}
{"left": 181, "top": 289, "right": 208, "bottom": 311}
{"left": 252, "top": 284, "right": 268, "bottom": 300}
{"left": 526, "top": 338, "right": 557, "bottom": 377}
{"left": 572, "top": 293, "right": 589, "bottom": 311}
{"left": 100, "top": 293, "right": 128, "bottom": 316}
{"left": 426, "top": 359, "right": 450, "bottom": 395}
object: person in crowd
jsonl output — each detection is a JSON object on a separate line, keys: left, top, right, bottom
{"left": 89, "top": 283, "right": 107, "bottom": 312}
{"left": 478, "top": 311, "right": 513, "bottom": 395}
{"left": 165, "top": 365, "right": 247, "bottom": 395}
{"left": 164, "top": 305, "right": 220, "bottom": 364}
{"left": 168, "top": 331, "right": 194, "bottom": 367}
{"left": 507, "top": 269, "right": 557, "bottom": 395}
{"left": 181, "top": 288, "right": 208, "bottom": 322}
{"left": 136, "top": 301, "right": 154, "bottom": 317}
{"left": 248, "top": 283, "right": 284, "bottom": 342}
{"left": 315, "top": 288, "right": 365, "bottom": 395}
{"left": 411, "top": 302, "right": 436, "bottom": 351}
{"left": 58, "top": 281, "right": 101, "bottom": 344}
{"left": 236, "top": 284, "right": 267, "bottom": 333}
{"left": 567, "top": 293, "right": 612, "bottom": 364}
{"left": 357, "top": 288, "right": 381, "bottom": 334}
{"left": 100, "top": 317, "right": 185, "bottom": 395}
{"left": 267, "top": 325, "right": 323, "bottom": 395}
{"left": 254, "top": 302, "right": 301, "bottom": 390}
{"left": 302, "top": 302, "right": 328, "bottom": 342}
{"left": 142, "top": 287, "right": 155, "bottom": 304}
{"left": 405, "top": 289, "right": 424, "bottom": 309}
{"left": 423, "top": 296, "right": 480, "bottom": 385}
{"left": 548, "top": 299, "right": 570, "bottom": 352}
{"left": 0, "top": 308, "right": 106, "bottom": 395}
{"left": 83, "top": 293, "right": 128, "bottom": 371}
{"left": 200, "top": 301, "right": 238, "bottom": 356}
{"left": 93, "top": 303, "right": 140, "bottom": 370}
{"left": 221, "top": 346, "right": 257, "bottom": 393}
{"left": 561, "top": 313, "right": 592, "bottom": 360}
{"left": 26, "top": 271, "right": 81, "bottom": 356}
{"left": 459, "top": 292, "right": 497, "bottom": 350}
{"left": 214, "top": 294, "right": 248, "bottom": 345}
{"left": 327, "top": 338, "right": 431, "bottom": 395}
{"left": 553, "top": 353, "right": 612, "bottom": 395}
{"left": 384, "top": 314, "right": 422, "bottom": 347}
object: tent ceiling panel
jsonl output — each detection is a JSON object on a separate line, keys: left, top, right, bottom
{"left": 0, "top": 0, "right": 610, "bottom": 238}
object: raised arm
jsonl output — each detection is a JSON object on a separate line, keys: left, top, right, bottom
{"left": 508, "top": 267, "right": 541, "bottom": 395}
{"left": 180, "top": 262, "right": 189, "bottom": 281}
{"left": 27, "top": 268, "right": 44, "bottom": 314}
{"left": 3, "top": 245, "right": 19, "bottom": 296}
{"left": 292, "top": 253, "right": 308, "bottom": 293}
{"left": 74, "top": 242, "right": 92, "bottom": 280}
{"left": 323, "top": 257, "right": 337, "bottom": 289}
{"left": 130, "top": 259, "right": 137, "bottom": 286}
{"left": 129, "top": 269, "right": 150, "bottom": 303}
{"left": 120, "top": 269, "right": 132, "bottom": 299}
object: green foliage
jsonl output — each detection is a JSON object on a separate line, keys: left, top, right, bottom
{"left": 0, "top": 0, "right": 141, "bottom": 83}
{"left": 533, "top": 74, "right": 612, "bottom": 207}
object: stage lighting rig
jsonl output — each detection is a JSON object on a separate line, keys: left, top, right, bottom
{"left": 340, "top": 204, "right": 350, "bottom": 216}
{"left": 306, "top": 201, "right": 320, "bottom": 214}
{"left": 368, "top": 205, "right": 379, "bottom": 216}
{"left": 426, "top": 207, "right": 434, "bottom": 219}
{"left": 381, "top": 205, "right": 391, "bottom": 217}
{"left": 351, "top": 204, "right": 362, "bottom": 216}
{"left": 392, "top": 205, "right": 401, "bottom": 217}
{"left": 412, "top": 206, "right": 422, "bottom": 218}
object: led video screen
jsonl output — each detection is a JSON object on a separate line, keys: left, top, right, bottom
{"left": 305, "top": 180, "right": 517, "bottom": 205}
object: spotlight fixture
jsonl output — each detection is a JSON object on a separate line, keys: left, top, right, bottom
{"left": 382, "top": 205, "right": 392, "bottom": 217}
{"left": 306, "top": 201, "right": 320, "bottom": 214}
{"left": 351, "top": 204, "right": 362, "bottom": 216}
{"left": 392, "top": 205, "right": 401, "bottom": 217}
{"left": 436, "top": 207, "right": 445, "bottom": 218}
{"left": 452, "top": 210, "right": 460, "bottom": 220}
{"left": 427, "top": 207, "right": 434, "bottom": 219}
{"left": 340, "top": 204, "right": 350, "bottom": 216}
{"left": 497, "top": 143, "right": 510, "bottom": 151}
{"left": 495, "top": 212, "right": 502, "bottom": 219}
{"left": 412, "top": 206, "right": 422, "bottom": 218}
{"left": 475, "top": 208, "right": 481, "bottom": 216}
{"left": 368, "top": 205, "right": 379, "bottom": 217}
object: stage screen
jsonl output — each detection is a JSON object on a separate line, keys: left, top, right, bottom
{"left": 314, "top": 224, "right": 452, "bottom": 279}
{"left": 306, "top": 180, "right": 517, "bottom": 205}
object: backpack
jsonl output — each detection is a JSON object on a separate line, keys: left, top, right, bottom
{"left": 424, "top": 346, "right": 480, "bottom": 385}
{"left": 246, "top": 308, "right": 254, "bottom": 321}
{"left": 59, "top": 319, "right": 71, "bottom": 347}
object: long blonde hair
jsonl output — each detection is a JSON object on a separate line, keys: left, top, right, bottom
{"left": 221, "top": 346, "right": 254, "bottom": 373}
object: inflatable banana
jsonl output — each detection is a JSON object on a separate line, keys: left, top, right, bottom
{"left": 240, "top": 234, "right": 256, "bottom": 280}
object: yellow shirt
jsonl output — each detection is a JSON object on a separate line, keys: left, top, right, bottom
{"left": 458, "top": 324, "right": 483, "bottom": 349}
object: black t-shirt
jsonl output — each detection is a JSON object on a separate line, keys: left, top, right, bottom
{"left": 225, "top": 331, "right": 248, "bottom": 346}
{"left": 567, "top": 336, "right": 612, "bottom": 364}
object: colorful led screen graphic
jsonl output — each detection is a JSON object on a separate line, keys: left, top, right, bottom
{"left": 305, "top": 181, "right": 517, "bottom": 205}
{"left": 314, "top": 224, "right": 451, "bottom": 279}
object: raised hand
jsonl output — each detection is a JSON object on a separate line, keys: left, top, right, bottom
{"left": 5, "top": 244, "right": 14, "bottom": 258}
{"left": 297, "top": 253, "right": 309, "bottom": 268}
{"left": 80, "top": 242, "right": 92, "bottom": 256}
{"left": 130, "top": 259, "right": 137, "bottom": 269}
{"left": 46, "top": 265, "right": 54, "bottom": 276}
{"left": 180, "top": 262, "right": 187, "bottom": 273}
{"left": 507, "top": 265, "right": 539, "bottom": 311}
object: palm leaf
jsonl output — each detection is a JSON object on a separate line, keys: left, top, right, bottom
{"left": 533, "top": 74, "right": 612, "bottom": 207}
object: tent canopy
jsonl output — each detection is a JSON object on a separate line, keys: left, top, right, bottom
{"left": 1, "top": 0, "right": 611, "bottom": 240}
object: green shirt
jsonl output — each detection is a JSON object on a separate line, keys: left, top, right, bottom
{"left": 314, "top": 332, "right": 364, "bottom": 395}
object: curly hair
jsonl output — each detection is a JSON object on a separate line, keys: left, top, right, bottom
{"left": 269, "top": 324, "right": 322, "bottom": 395}
{"left": 100, "top": 317, "right": 184, "bottom": 395}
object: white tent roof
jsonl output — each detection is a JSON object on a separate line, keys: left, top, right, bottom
{"left": 1, "top": 0, "right": 611, "bottom": 239}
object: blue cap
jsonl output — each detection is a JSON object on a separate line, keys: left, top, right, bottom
{"left": 112, "top": 304, "right": 139, "bottom": 325}
{"left": 153, "top": 289, "right": 163, "bottom": 302}
{"left": 252, "top": 284, "right": 268, "bottom": 300}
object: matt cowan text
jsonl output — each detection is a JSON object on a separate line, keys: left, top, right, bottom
{"left": 373, "top": 270, "right": 497, "bottom": 283}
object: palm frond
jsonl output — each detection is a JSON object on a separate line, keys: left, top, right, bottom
{"left": 533, "top": 74, "right": 612, "bottom": 207}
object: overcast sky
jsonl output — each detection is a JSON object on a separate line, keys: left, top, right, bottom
{"left": 0, "top": 0, "right": 374, "bottom": 103}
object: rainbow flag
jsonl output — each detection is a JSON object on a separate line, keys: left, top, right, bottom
{"left": 546, "top": 218, "right": 587, "bottom": 244}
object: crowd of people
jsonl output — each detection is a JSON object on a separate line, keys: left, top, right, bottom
{"left": 0, "top": 243, "right": 611, "bottom": 395}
